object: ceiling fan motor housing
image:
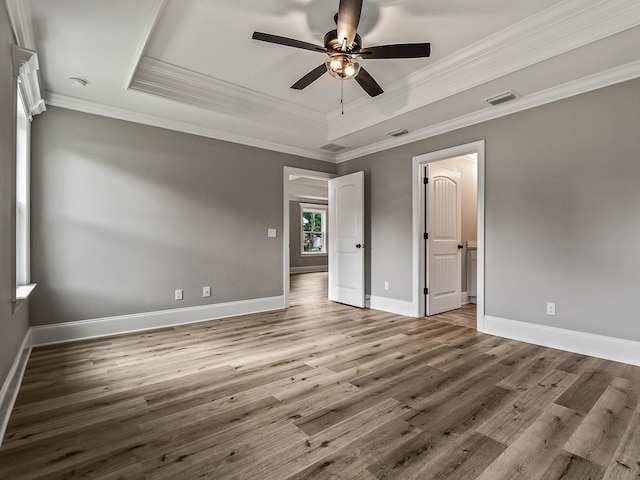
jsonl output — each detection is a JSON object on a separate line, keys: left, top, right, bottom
{"left": 324, "top": 30, "right": 362, "bottom": 53}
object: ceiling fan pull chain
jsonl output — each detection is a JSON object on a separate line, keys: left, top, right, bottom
{"left": 341, "top": 77, "right": 344, "bottom": 115}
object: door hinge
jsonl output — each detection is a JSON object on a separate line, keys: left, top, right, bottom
{"left": 423, "top": 177, "right": 428, "bottom": 185}
{"left": 423, "top": 287, "right": 428, "bottom": 295}
{"left": 423, "top": 232, "right": 428, "bottom": 240}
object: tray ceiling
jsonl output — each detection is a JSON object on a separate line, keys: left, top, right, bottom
{"left": 17, "top": 0, "right": 640, "bottom": 162}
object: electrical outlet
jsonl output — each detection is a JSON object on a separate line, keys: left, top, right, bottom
{"left": 203, "top": 286, "right": 211, "bottom": 298}
{"left": 546, "top": 302, "right": 556, "bottom": 316}
{"left": 175, "top": 289, "right": 183, "bottom": 301}
{"left": 267, "top": 228, "right": 277, "bottom": 238}
{"left": 384, "top": 281, "right": 389, "bottom": 291}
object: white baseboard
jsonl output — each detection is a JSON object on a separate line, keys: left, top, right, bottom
{"left": 290, "top": 265, "right": 328, "bottom": 274}
{"left": 483, "top": 315, "right": 640, "bottom": 367}
{"left": 31, "top": 296, "right": 285, "bottom": 346}
{"left": 461, "top": 291, "right": 469, "bottom": 305}
{"left": 369, "top": 296, "right": 415, "bottom": 317}
{"left": 1, "top": 329, "right": 32, "bottom": 447}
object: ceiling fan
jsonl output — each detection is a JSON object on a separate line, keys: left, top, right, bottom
{"left": 252, "top": 0, "right": 431, "bottom": 98}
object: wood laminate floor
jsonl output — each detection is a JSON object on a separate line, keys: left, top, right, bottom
{"left": 1, "top": 272, "right": 639, "bottom": 479}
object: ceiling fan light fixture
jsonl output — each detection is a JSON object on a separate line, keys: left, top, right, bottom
{"left": 325, "top": 54, "right": 361, "bottom": 80}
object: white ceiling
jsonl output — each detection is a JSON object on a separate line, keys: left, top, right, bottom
{"left": 16, "top": 0, "right": 640, "bottom": 162}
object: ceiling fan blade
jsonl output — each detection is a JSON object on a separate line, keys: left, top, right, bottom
{"left": 355, "top": 67, "right": 383, "bottom": 97}
{"left": 359, "top": 43, "right": 431, "bottom": 59}
{"left": 291, "top": 65, "right": 328, "bottom": 90}
{"left": 252, "top": 32, "right": 326, "bottom": 53}
{"left": 337, "top": 0, "right": 363, "bottom": 51}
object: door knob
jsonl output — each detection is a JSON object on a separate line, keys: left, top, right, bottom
{"left": 356, "top": 244, "right": 363, "bottom": 249}
{"left": 458, "top": 245, "right": 464, "bottom": 249}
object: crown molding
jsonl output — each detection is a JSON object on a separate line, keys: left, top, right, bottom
{"left": 327, "top": 0, "right": 640, "bottom": 140}
{"left": 130, "top": 56, "right": 327, "bottom": 136}
{"left": 123, "top": 0, "right": 167, "bottom": 89}
{"left": 44, "top": 92, "right": 336, "bottom": 163}
{"left": 335, "top": 59, "right": 640, "bottom": 163}
{"left": 4, "top": 0, "right": 36, "bottom": 49}
{"left": 13, "top": 46, "right": 45, "bottom": 117}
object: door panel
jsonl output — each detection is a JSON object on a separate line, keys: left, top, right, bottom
{"left": 329, "top": 172, "right": 365, "bottom": 308}
{"left": 427, "top": 165, "right": 462, "bottom": 315}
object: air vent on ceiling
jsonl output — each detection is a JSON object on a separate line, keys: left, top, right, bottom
{"left": 320, "top": 143, "right": 346, "bottom": 153}
{"left": 387, "top": 128, "right": 409, "bottom": 137}
{"left": 483, "top": 90, "right": 519, "bottom": 106}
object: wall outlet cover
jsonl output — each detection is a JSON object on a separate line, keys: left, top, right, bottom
{"left": 546, "top": 302, "right": 556, "bottom": 316}
{"left": 203, "top": 286, "right": 211, "bottom": 298}
{"left": 175, "top": 289, "right": 183, "bottom": 301}
{"left": 268, "top": 228, "right": 277, "bottom": 238}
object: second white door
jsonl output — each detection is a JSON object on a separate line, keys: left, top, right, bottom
{"left": 328, "top": 171, "right": 365, "bottom": 308}
{"left": 427, "top": 164, "right": 462, "bottom": 315}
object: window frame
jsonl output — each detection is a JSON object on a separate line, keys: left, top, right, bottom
{"left": 11, "top": 46, "right": 44, "bottom": 310}
{"left": 300, "top": 203, "right": 327, "bottom": 256}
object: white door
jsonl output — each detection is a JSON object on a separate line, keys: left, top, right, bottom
{"left": 329, "top": 171, "right": 365, "bottom": 308}
{"left": 427, "top": 164, "right": 462, "bottom": 315}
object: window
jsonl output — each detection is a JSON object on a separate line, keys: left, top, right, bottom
{"left": 301, "top": 204, "right": 327, "bottom": 255}
{"left": 15, "top": 81, "right": 33, "bottom": 301}
{"left": 12, "top": 46, "right": 45, "bottom": 305}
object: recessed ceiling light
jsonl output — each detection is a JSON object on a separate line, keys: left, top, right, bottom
{"left": 68, "top": 76, "right": 89, "bottom": 87}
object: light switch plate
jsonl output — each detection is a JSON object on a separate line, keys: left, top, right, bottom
{"left": 268, "top": 228, "right": 277, "bottom": 238}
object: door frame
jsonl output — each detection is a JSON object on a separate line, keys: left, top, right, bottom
{"left": 283, "top": 166, "right": 336, "bottom": 308}
{"left": 411, "top": 140, "right": 486, "bottom": 331}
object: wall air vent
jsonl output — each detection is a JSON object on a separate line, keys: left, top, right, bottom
{"left": 484, "top": 90, "right": 519, "bottom": 106}
{"left": 320, "top": 143, "right": 346, "bottom": 152}
{"left": 387, "top": 128, "right": 409, "bottom": 137}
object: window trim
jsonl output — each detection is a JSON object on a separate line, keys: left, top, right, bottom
{"left": 11, "top": 46, "right": 43, "bottom": 310}
{"left": 300, "top": 203, "right": 328, "bottom": 256}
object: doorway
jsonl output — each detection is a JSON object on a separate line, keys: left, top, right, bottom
{"left": 283, "top": 167, "right": 365, "bottom": 310}
{"left": 283, "top": 167, "right": 335, "bottom": 308}
{"left": 424, "top": 155, "right": 478, "bottom": 316}
{"left": 411, "top": 140, "right": 486, "bottom": 331}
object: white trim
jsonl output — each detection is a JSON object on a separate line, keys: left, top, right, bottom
{"left": 327, "top": 0, "right": 640, "bottom": 139}
{"left": 484, "top": 316, "right": 640, "bottom": 367}
{"left": 369, "top": 296, "right": 414, "bottom": 318}
{"left": 0, "top": 330, "right": 32, "bottom": 447}
{"left": 130, "top": 57, "right": 326, "bottom": 134}
{"left": 123, "top": 0, "right": 167, "bottom": 89}
{"left": 13, "top": 47, "right": 45, "bottom": 117}
{"left": 15, "top": 284, "right": 36, "bottom": 300}
{"left": 411, "top": 141, "right": 485, "bottom": 332}
{"left": 44, "top": 92, "right": 335, "bottom": 163}
{"left": 290, "top": 266, "right": 328, "bottom": 274}
{"left": 298, "top": 203, "right": 328, "bottom": 210}
{"left": 30, "top": 296, "right": 285, "bottom": 346}
{"left": 283, "top": 167, "right": 336, "bottom": 308}
{"left": 4, "top": 0, "right": 36, "bottom": 50}
{"left": 461, "top": 291, "right": 469, "bottom": 305}
{"left": 336, "top": 60, "right": 640, "bottom": 163}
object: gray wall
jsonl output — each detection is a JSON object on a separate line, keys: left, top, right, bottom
{"left": 338, "top": 78, "right": 640, "bottom": 342}
{"left": 289, "top": 200, "right": 328, "bottom": 269}
{"left": 30, "top": 107, "right": 335, "bottom": 326}
{"left": 0, "top": 2, "right": 30, "bottom": 389}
